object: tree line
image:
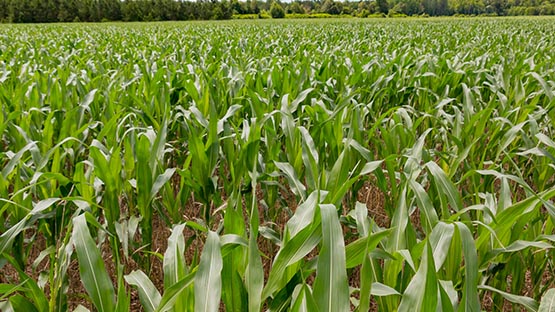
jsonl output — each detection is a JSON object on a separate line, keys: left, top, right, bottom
{"left": 1, "top": 0, "right": 554, "bottom": 23}
{"left": 0, "top": 0, "right": 236, "bottom": 23}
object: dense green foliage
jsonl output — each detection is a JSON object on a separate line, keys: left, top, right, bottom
{"left": 1, "top": 18, "right": 555, "bottom": 311}
{"left": 0, "top": 0, "right": 235, "bottom": 23}
{"left": 2, "top": 0, "right": 555, "bottom": 23}
{"left": 270, "top": 2, "right": 286, "bottom": 18}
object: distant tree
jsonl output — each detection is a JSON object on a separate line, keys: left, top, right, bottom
{"left": 471, "top": 0, "right": 486, "bottom": 13}
{"left": 320, "top": 0, "right": 333, "bottom": 12}
{"left": 485, "top": 0, "right": 507, "bottom": 14}
{"left": 218, "top": 0, "right": 234, "bottom": 18}
{"left": 422, "top": 0, "right": 449, "bottom": 15}
{"left": 393, "top": 0, "right": 423, "bottom": 15}
{"left": 44, "top": 0, "right": 58, "bottom": 22}
{"left": 150, "top": 0, "right": 163, "bottom": 20}
{"left": 57, "top": 0, "right": 75, "bottom": 22}
{"left": 437, "top": 0, "right": 450, "bottom": 14}
{"left": 30, "top": 0, "right": 48, "bottom": 22}
{"left": 450, "top": 0, "right": 485, "bottom": 14}
{"left": 0, "top": 0, "right": 6, "bottom": 22}
{"left": 231, "top": 0, "right": 246, "bottom": 13}
{"left": 212, "top": 5, "right": 225, "bottom": 18}
{"left": 76, "top": 0, "right": 92, "bottom": 21}
{"left": 95, "top": 0, "right": 121, "bottom": 21}
{"left": 357, "top": 1, "right": 378, "bottom": 14}
{"left": 11, "top": 0, "right": 34, "bottom": 22}
{"left": 288, "top": 1, "right": 306, "bottom": 13}
{"left": 270, "top": 1, "right": 286, "bottom": 17}
{"left": 122, "top": 0, "right": 143, "bottom": 21}
{"left": 300, "top": 0, "right": 316, "bottom": 13}
{"left": 341, "top": 3, "right": 354, "bottom": 15}
{"left": 250, "top": 0, "right": 260, "bottom": 13}
{"left": 423, "top": 0, "right": 437, "bottom": 14}
{"left": 377, "top": 0, "right": 389, "bottom": 13}
{"left": 320, "top": 0, "right": 342, "bottom": 13}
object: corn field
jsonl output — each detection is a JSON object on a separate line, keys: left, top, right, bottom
{"left": 1, "top": 17, "right": 555, "bottom": 311}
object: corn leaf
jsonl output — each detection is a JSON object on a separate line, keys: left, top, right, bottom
{"left": 313, "top": 204, "right": 349, "bottom": 312}
{"left": 539, "top": 289, "right": 555, "bottom": 312}
{"left": 194, "top": 231, "right": 222, "bottom": 312}
{"left": 72, "top": 214, "right": 115, "bottom": 312}
{"left": 125, "top": 271, "right": 162, "bottom": 312}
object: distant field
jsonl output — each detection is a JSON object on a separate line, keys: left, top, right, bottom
{"left": 1, "top": 18, "right": 555, "bottom": 311}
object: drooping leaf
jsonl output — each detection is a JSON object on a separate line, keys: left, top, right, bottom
{"left": 480, "top": 285, "right": 538, "bottom": 312}
{"left": 125, "top": 270, "right": 162, "bottom": 312}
